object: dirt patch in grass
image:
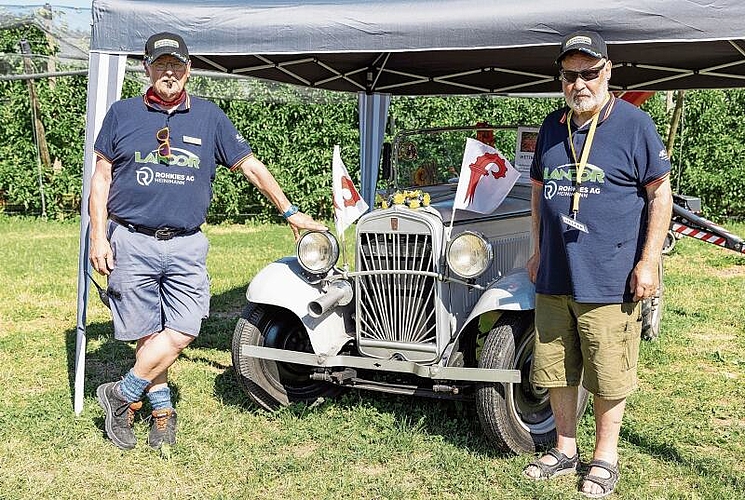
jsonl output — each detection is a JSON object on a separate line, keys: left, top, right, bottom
{"left": 712, "top": 266, "right": 745, "bottom": 278}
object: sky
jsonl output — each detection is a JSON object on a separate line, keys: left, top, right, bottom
{"left": 0, "top": 2, "right": 91, "bottom": 7}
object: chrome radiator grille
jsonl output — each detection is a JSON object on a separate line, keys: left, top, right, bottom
{"left": 356, "top": 231, "right": 437, "bottom": 350}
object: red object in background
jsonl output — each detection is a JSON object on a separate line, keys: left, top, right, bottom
{"left": 614, "top": 91, "right": 655, "bottom": 107}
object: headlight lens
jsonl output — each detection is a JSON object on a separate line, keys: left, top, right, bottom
{"left": 446, "top": 231, "right": 493, "bottom": 279}
{"left": 297, "top": 231, "right": 340, "bottom": 274}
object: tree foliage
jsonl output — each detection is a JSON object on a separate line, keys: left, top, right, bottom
{"left": 1, "top": 27, "right": 744, "bottom": 221}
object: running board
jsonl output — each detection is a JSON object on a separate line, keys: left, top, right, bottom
{"left": 240, "top": 345, "right": 521, "bottom": 383}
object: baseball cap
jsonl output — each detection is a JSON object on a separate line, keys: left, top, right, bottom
{"left": 556, "top": 31, "right": 607, "bottom": 64}
{"left": 145, "top": 32, "right": 189, "bottom": 64}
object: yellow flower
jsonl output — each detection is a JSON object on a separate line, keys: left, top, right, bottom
{"left": 422, "top": 193, "right": 431, "bottom": 206}
{"left": 393, "top": 193, "right": 405, "bottom": 205}
{"left": 409, "top": 200, "right": 421, "bottom": 209}
{"left": 382, "top": 200, "right": 389, "bottom": 209}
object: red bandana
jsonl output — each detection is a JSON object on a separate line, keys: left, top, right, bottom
{"left": 145, "top": 87, "right": 186, "bottom": 108}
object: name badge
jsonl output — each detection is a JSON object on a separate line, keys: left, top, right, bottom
{"left": 561, "top": 214, "right": 588, "bottom": 233}
{"left": 183, "top": 135, "right": 202, "bottom": 145}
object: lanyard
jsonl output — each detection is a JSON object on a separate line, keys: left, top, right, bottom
{"left": 565, "top": 94, "right": 609, "bottom": 216}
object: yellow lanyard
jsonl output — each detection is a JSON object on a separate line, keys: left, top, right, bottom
{"left": 565, "top": 94, "right": 609, "bottom": 215}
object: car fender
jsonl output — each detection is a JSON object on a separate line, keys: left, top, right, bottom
{"left": 459, "top": 268, "right": 535, "bottom": 335}
{"left": 246, "top": 257, "right": 353, "bottom": 357}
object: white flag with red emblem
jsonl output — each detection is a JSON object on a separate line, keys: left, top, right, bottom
{"left": 453, "top": 138, "right": 520, "bottom": 214}
{"left": 332, "top": 145, "right": 369, "bottom": 238}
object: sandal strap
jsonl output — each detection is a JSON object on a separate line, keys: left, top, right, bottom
{"left": 525, "top": 447, "right": 578, "bottom": 478}
{"left": 583, "top": 459, "right": 619, "bottom": 494}
{"left": 587, "top": 459, "right": 619, "bottom": 477}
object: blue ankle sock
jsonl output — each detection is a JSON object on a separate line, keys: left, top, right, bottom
{"left": 117, "top": 370, "right": 151, "bottom": 403}
{"left": 147, "top": 387, "right": 173, "bottom": 411}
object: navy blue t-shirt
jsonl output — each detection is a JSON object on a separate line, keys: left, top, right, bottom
{"left": 94, "top": 93, "right": 252, "bottom": 229}
{"left": 530, "top": 96, "right": 671, "bottom": 303}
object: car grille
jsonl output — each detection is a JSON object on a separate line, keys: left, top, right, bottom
{"left": 356, "top": 230, "right": 437, "bottom": 353}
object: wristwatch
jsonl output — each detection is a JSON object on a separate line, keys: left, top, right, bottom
{"left": 281, "top": 204, "right": 299, "bottom": 219}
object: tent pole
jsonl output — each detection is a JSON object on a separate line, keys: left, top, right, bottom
{"left": 74, "top": 52, "right": 127, "bottom": 415}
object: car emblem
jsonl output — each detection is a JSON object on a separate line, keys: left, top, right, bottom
{"left": 390, "top": 217, "right": 398, "bottom": 231}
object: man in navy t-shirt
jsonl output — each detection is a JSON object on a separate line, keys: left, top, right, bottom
{"left": 89, "top": 32, "right": 327, "bottom": 451}
{"left": 522, "top": 31, "right": 672, "bottom": 498}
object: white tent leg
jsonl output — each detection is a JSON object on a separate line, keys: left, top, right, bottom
{"left": 74, "top": 52, "right": 127, "bottom": 415}
{"left": 358, "top": 92, "right": 391, "bottom": 208}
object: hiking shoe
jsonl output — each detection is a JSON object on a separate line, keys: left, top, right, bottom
{"left": 96, "top": 381, "right": 142, "bottom": 450}
{"left": 147, "top": 408, "right": 177, "bottom": 449}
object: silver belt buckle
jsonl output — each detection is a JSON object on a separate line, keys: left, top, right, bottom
{"left": 154, "top": 228, "right": 177, "bottom": 240}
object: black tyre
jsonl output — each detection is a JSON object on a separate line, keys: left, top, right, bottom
{"left": 231, "top": 302, "right": 342, "bottom": 410}
{"left": 661, "top": 229, "right": 677, "bottom": 255}
{"left": 475, "top": 312, "right": 590, "bottom": 454}
{"left": 641, "top": 257, "right": 665, "bottom": 341}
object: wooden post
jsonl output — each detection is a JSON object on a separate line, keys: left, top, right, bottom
{"left": 666, "top": 90, "right": 685, "bottom": 159}
{"left": 19, "top": 39, "right": 50, "bottom": 217}
{"left": 19, "top": 39, "right": 52, "bottom": 171}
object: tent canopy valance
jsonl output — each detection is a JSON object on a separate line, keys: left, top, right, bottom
{"left": 90, "top": 0, "right": 745, "bottom": 94}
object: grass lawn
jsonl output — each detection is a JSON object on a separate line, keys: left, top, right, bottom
{"left": 0, "top": 216, "right": 743, "bottom": 499}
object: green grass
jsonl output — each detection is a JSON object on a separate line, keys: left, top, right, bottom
{"left": 0, "top": 216, "right": 743, "bottom": 499}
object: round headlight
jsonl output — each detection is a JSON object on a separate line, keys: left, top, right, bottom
{"left": 446, "top": 231, "right": 493, "bottom": 279}
{"left": 297, "top": 231, "right": 340, "bottom": 274}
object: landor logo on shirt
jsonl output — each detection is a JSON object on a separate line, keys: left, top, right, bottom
{"left": 134, "top": 148, "right": 201, "bottom": 168}
{"left": 543, "top": 163, "right": 605, "bottom": 201}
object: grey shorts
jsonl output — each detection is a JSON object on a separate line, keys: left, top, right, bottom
{"left": 106, "top": 220, "right": 210, "bottom": 341}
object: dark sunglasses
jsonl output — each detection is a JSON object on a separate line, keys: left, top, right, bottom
{"left": 156, "top": 127, "right": 171, "bottom": 158}
{"left": 559, "top": 60, "right": 607, "bottom": 83}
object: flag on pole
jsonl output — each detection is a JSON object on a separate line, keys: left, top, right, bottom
{"left": 453, "top": 138, "right": 521, "bottom": 214}
{"left": 332, "top": 145, "right": 369, "bottom": 238}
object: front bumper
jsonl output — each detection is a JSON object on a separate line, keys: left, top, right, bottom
{"left": 241, "top": 345, "right": 521, "bottom": 383}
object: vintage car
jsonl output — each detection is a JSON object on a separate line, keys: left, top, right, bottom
{"left": 231, "top": 125, "right": 661, "bottom": 453}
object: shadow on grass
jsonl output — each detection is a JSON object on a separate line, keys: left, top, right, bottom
{"left": 68, "top": 282, "right": 514, "bottom": 458}
{"left": 621, "top": 426, "right": 745, "bottom": 491}
{"left": 63, "top": 283, "right": 246, "bottom": 410}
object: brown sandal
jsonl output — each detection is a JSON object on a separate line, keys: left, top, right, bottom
{"left": 523, "top": 447, "right": 579, "bottom": 480}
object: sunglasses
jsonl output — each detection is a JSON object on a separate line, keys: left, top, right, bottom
{"left": 156, "top": 127, "right": 171, "bottom": 158}
{"left": 150, "top": 61, "right": 187, "bottom": 73}
{"left": 559, "top": 60, "right": 607, "bottom": 83}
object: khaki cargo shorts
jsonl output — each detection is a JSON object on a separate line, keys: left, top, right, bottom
{"left": 530, "top": 294, "right": 642, "bottom": 400}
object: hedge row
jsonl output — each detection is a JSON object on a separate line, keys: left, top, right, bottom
{"left": 2, "top": 26, "right": 744, "bottom": 221}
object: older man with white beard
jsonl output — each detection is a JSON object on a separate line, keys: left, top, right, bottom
{"left": 522, "top": 31, "right": 672, "bottom": 498}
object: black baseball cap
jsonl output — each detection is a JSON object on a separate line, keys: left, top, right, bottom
{"left": 145, "top": 32, "right": 189, "bottom": 64}
{"left": 556, "top": 30, "right": 608, "bottom": 64}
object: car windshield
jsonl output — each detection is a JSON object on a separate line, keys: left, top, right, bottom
{"left": 391, "top": 125, "right": 536, "bottom": 190}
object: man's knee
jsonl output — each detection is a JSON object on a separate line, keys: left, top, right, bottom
{"left": 164, "top": 328, "right": 195, "bottom": 352}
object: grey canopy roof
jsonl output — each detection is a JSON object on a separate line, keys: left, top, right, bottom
{"left": 91, "top": 0, "right": 745, "bottom": 94}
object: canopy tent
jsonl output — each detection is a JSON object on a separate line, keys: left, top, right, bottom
{"left": 75, "top": 0, "right": 745, "bottom": 414}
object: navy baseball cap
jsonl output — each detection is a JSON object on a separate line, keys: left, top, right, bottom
{"left": 556, "top": 31, "right": 608, "bottom": 64}
{"left": 145, "top": 32, "right": 189, "bottom": 64}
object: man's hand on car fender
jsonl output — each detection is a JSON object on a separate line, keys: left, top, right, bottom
{"left": 287, "top": 212, "right": 327, "bottom": 241}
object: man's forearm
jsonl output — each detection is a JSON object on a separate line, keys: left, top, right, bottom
{"left": 640, "top": 177, "right": 673, "bottom": 262}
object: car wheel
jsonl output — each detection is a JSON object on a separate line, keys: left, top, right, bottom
{"left": 641, "top": 257, "right": 665, "bottom": 341}
{"left": 661, "top": 229, "right": 677, "bottom": 255}
{"left": 231, "top": 302, "right": 342, "bottom": 410}
{"left": 475, "top": 312, "right": 590, "bottom": 454}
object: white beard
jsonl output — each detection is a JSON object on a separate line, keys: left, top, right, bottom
{"left": 565, "top": 77, "right": 609, "bottom": 114}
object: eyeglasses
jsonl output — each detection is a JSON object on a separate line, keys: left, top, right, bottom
{"left": 150, "top": 61, "right": 187, "bottom": 73}
{"left": 156, "top": 127, "right": 171, "bottom": 158}
{"left": 559, "top": 60, "right": 607, "bottom": 83}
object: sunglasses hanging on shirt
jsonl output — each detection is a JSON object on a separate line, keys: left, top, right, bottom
{"left": 156, "top": 127, "right": 171, "bottom": 159}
